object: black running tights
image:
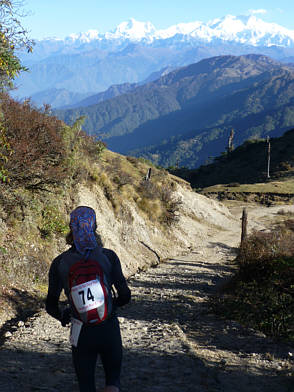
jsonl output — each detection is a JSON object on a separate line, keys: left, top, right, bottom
{"left": 72, "top": 317, "right": 122, "bottom": 392}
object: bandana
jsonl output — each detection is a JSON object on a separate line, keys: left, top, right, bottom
{"left": 70, "top": 206, "right": 98, "bottom": 255}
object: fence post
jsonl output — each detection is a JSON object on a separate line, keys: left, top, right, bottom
{"left": 267, "top": 136, "right": 271, "bottom": 179}
{"left": 228, "top": 128, "right": 234, "bottom": 153}
{"left": 145, "top": 168, "right": 152, "bottom": 181}
{"left": 241, "top": 208, "right": 248, "bottom": 245}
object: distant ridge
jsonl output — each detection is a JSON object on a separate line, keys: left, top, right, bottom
{"left": 60, "top": 66, "right": 175, "bottom": 109}
{"left": 55, "top": 54, "right": 294, "bottom": 168}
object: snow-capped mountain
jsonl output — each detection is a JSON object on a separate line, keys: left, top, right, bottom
{"left": 45, "top": 14, "right": 294, "bottom": 48}
{"left": 13, "top": 14, "right": 294, "bottom": 101}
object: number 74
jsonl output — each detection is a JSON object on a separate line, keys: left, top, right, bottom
{"left": 78, "top": 288, "right": 95, "bottom": 304}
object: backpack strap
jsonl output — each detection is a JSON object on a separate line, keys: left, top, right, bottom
{"left": 82, "top": 249, "right": 92, "bottom": 262}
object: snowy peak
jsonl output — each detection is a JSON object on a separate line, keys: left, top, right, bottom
{"left": 109, "top": 18, "right": 156, "bottom": 40}
{"left": 48, "top": 15, "right": 294, "bottom": 48}
{"left": 66, "top": 29, "right": 101, "bottom": 43}
{"left": 206, "top": 14, "right": 294, "bottom": 46}
{"left": 155, "top": 21, "right": 203, "bottom": 39}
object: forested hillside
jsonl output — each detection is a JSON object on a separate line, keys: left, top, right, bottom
{"left": 55, "top": 54, "right": 294, "bottom": 168}
{"left": 169, "top": 128, "right": 294, "bottom": 188}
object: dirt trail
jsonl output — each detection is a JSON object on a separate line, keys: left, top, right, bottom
{"left": 0, "top": 203, "right": 293, "bottom": 392}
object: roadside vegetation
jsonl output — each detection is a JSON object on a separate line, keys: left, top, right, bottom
{"left": 211, "top": 212, "right": 294, "bottom": 342}
{"left": 0, "top": 92, "right": 182, "bottom": 320}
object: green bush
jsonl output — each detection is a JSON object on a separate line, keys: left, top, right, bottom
{"left": 39, "top": 205, "right": 68, "bottom": 238}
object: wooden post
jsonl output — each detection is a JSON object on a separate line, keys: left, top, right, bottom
{"left": 145, "top": 168, "right": 152, "bottom": 181}
{"left": 228, "top": 128, "right": 235, "bottom": 153}
{"left": 241, "top": 208, "right": 247, "bottom": 245}
{"left": 267, "top": 136, "right": 271, "bottom": 179}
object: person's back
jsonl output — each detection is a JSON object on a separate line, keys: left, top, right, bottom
{"left": 46, "top": 206, "right": 131, "bottom": 392}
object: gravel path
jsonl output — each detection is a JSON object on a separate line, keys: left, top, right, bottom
{"left": 0, "top": 203, "right": 293, "bottom": 392}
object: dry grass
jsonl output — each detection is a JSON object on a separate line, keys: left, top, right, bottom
{"left": 211, "top": 225, "right": 294, "bottom": 341}
{"left": 202, "top": 178, "right": 294, "bottom": 194}
{"left": 91, "top": 152, "right": 182, "bottom": 226}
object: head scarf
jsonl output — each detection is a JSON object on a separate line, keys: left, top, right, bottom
{"left": 70, "top": 206, "right": 98, "bottom": 255}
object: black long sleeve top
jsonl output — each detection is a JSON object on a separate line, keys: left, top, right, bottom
{"left": 45, "top": 246, "right": 131, "bottom": 323}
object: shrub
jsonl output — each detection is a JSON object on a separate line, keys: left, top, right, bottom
{"left": 237, "top": 228, "right": 294, "bottom": 280}
{"left": 136, "top": 180, "right": 182, "bottom": 225}
{"left": 0, "top": 94, "right": 67, "bottom": 188}
{"left": 227, "top": 182, "right": 240, "bottom": 187}
{"left": 113, "top": 171, "right": 133, "bottom": 187}
{"left": 160, "top": 196, "right": 182, "bottom": 226}
{"left": 39, "top": 205, "right": 68, "bottom": 238}
{"left": 137, "top": 197, "right": 161, "bottom": 221}
{"left": 284, "top": 219, "right": 294, "bottom": 231}
{"left": 278, "top": 161, "right": 292, "bottom": 171}
{"left": 138, "top": 180, "right": 161, "bottom": 200}
{"left": 212, "top": 226, "right": 294, "bottom": 341}
{"left": 126, "top": 156, "right": 137, "bottom": 163}
{"left": 0, "top": 96, "right": 106, "bottom": 190}
{"left": 158, "top": 184, "right": 182, "bottom": 226}
{"left": 0, "top": 118, "right": 12, "bottom": 182}
{"left": 61, "top": 116, "right": 106, "bottom": 184}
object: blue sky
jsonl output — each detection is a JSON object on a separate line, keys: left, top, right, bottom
{"left": 22, "top": 0, "right": 294, "bottom": 39}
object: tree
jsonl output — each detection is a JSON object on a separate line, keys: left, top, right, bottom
{"left": 0, "top": 0, "right": 33, "bottom": 90}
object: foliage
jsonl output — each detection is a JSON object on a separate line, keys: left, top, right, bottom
{"left": 0, "top": 93, "right": 67, "bottom": 188}
{"left": 137, "top": 180, "right": 182, "bottom": 226}
{"left": 0, "top": 92, "right": 108, "bottom": 200}
{"left": 0, "top": 0, "right": 33, "bottom": 90}
{"left": 39, "top": 205, "right": 68, "bottom": 238}
{"left": 61, "top": 115, "right": 106, "bottom": 183}
{"left": 237, "top": 228, "right": 294, "bottom": 280}
{"left": 0, "top": 115, "right": 12, "bottom": 182}
{"left": 211, "top": 226, "right": 294, "bottom": 341}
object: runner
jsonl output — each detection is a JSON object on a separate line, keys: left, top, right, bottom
{"left": 45, "top": 206, "right": 131, "bottom": 392}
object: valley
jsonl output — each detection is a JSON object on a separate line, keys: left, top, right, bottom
{"left": 55, "top": 54, "right": 294, "bottom": 168}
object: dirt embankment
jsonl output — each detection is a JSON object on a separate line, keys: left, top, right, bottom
{"left": 58, "top": 183, "right": 236, "bottom": 279}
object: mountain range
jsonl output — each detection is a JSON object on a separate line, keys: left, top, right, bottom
{"left": 12, "top": 14, "right": 294, "bottom": 104}
{"left": 55, "top": 54, "right": 294, "bottom": 168}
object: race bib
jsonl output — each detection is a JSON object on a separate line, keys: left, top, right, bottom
{"left": 71, "top": 279, "right": 105, "bottom": 313}
{"left": 69, "top": 318, "right": 83, "bottom": 347}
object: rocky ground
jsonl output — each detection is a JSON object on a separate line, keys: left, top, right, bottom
{"left": 0, "top": 202, "right": 293, "bottom": 392}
